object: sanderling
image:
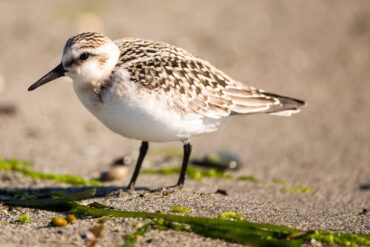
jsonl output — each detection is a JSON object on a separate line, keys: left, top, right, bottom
{"left": 28, "top": 32, "right": 305, "bottom": 190}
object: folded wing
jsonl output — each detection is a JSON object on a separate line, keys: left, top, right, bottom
{"left": 117, "top": 39, "right": 305, "bottom": 119}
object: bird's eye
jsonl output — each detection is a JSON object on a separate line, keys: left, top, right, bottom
{"left": 79, "top": 53, "right": 90, "bottom": 61}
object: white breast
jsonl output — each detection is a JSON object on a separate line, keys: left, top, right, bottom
{"left": 73, "top": 77, "right": 221, "bottom": 142}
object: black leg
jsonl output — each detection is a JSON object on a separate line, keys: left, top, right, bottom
{"left": 128, "top": 141, "right": 149, "bottom": 190}
{"left": 176, "top": 142, "right": 192, "bottom": 186}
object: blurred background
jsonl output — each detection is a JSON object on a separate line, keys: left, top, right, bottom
{"left": 0, "top": 0, "right": 369, "bottom": 201}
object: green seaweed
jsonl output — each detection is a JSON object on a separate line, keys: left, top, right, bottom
{"left": 237, "top": 175, "right": 263, "bottom": 184}
{"left": 17, "top": 213, "right": 32, "bottom": 224}
{"left": 0, "top": 157, "right": 313, "bottom": 196}
{"left": 218, "top": 211, "right": 245, "bottom": 221}
{"left": 121, "top": 223, "right": 153, "bottom": 247}
{"left": 142, "top": 163, "right": 261, "bottom": 183}
{"left": 143, "top": 167, "right": 264, "bottom": 184}
{"left": 1, "top": 190, "right": 369, "bottom": 247}
{"left": 309, "top": 230, "right": 370, "bottom": 246}
{"left": 0, "top": 158, "right": 101, "bottom": 186}
{"left": 142, "top": 166, "right": 232, "bottom": 181}
{"left": 143, "top": 166, "right": 314, "bottom": 194}
{"left": 69, "top": 202, "right": 300, "bottom": 246}
{"left": 170, "top": 205, "right": 191, "bottom": 213}
{"left": 121, "top": 220, "right": 193, "bottom": 246}
{"left": 272, "top": 178, "right": 288, "bottom": 185}
{"left": 0, "top": 157, "right": 278, "bottom": 189}
{"left": 68, "top": 202, "right": 370, "bottom": 246}
{"left": 18, "top": 192, "right": 38, "bottom": 201}
{"left": 281, "top": 186, "right": 312, "bottom": 194}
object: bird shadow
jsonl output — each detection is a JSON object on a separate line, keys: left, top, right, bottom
{"left": 0, "top": 185, "right": 151, "bottom": 202}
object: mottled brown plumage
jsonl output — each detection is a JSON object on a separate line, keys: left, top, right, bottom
{"left": 113, "top": 37, "right": 305, "bottom": 119}
{"left": 64, "top": 32, "right": 110, "bottom": 54}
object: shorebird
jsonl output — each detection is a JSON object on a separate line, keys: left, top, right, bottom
{"left": 28, "top": 32, "right": 305, "bottom": 190}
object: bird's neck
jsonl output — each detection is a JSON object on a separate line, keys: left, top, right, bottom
{"left": 73, "top": 77, "right": 111, "bottom": 105}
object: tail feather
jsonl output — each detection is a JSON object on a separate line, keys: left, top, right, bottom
{"left": 227, "top": 89, "right": 306, "bottom": 117}
{"left": 263, "top": 92, "right": 306, "bottom": 116}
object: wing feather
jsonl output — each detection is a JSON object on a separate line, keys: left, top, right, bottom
{"left": 115, "top": 39, "right": 305, "bottom": 119}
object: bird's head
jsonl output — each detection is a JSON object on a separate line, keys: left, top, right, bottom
{"left": 28, "top": 32, "right": 120, "bottom": 91}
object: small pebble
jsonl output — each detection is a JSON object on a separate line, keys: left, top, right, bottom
{"left": 90, "top": 224, "right": 104, "bottom": 238}
{"left": 359, "top": 183, "right": 370, "bottom": 190}
{"left": 359, "top": 208, "right": 369, "bottom": 215}
{"left": 83, "top": 224, "right": 104, "bottom": 246}
{"left": 0, "top": 105, "right": 17, "bottom": 116}
{"left": 100, "top": 166, "right": 128, "bottom": 181}
{"left": 66, "top": 214, "right": 77, "bottom": 223}
{"left": 215, "top": 189, "right": 229, "bottom": 196}
{"left": 51, "top": 216, "right": 68, "bottom": 227}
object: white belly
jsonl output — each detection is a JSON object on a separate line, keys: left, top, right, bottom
{"left": 73, "top": 81, "right": 221, "bottom": 142}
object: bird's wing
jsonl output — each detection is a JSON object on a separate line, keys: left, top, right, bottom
{"left": 115, "top": 39, "right": 304, "bottom": 119}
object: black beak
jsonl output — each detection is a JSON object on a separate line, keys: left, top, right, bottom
{"left": 28, "top": 63, "right": 66, "bottom": 91}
